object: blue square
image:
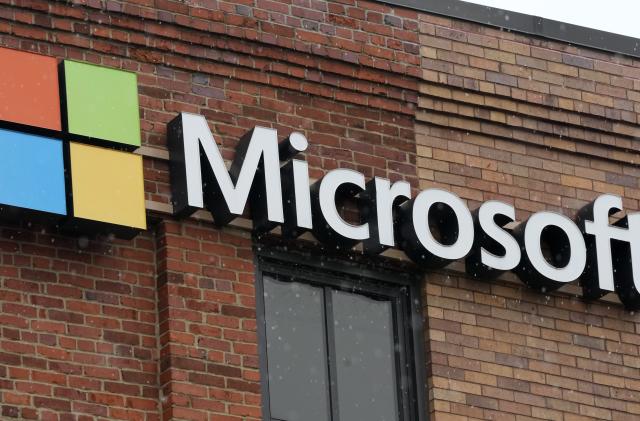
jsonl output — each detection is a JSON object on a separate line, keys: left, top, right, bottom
{"left": 0, "top": 129, "right": 66, "bottom": 215}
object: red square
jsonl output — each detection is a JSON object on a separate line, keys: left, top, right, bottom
{"left": 0, "top": 47, "right": 61, "bottom": 131}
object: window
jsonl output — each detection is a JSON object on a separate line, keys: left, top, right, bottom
{"left": 257, "top": 252, "right": 425, "bottom": 421}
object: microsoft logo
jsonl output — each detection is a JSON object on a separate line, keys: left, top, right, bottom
{"left": 0, "top": 47, "right": 146, "bottom": 238}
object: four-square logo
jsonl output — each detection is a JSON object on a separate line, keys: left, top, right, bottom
{"left": 0, "top": 47, "right": 146, "bottom": 238}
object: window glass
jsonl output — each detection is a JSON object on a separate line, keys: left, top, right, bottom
{"left": 332, "top": 290, "right": 399, "bottom": 421}
{"left": 261, "top": 269, "right": 415, "bottom": 421}
{"left": 263, "top": 276, "right": 330, "bottom": 421}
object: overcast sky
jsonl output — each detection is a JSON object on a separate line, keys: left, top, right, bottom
{"left": 461, "top": 0, "right": 640, "bottom": 39}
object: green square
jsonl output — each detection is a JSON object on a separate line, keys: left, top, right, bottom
{"left": 64, "top": 60, "right": 141, "bottom": 147}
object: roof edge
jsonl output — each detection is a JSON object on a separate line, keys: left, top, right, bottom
{"left": 381, "top": 0, "right": 640, "bottom": 59}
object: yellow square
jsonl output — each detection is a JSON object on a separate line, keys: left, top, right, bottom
{"left": 70, "top": 143, "right": 146, "bottom": 230}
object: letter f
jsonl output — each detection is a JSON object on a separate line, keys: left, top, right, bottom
{"left": 579, "top": 194, "right": 640, "bottom": 309}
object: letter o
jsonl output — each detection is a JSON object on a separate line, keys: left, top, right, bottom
{"left": 515, "top": 212, "right": 586, "bottom": 291}
{"left": 400, "top": 189, "right": 474, "bottom": 268}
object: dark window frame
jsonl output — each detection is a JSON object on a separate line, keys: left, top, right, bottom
{"left": 255, "top": 247, "right": 427, "bottom": 421}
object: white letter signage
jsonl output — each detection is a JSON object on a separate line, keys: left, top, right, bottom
{"left": 168, "top": 115, "right": 640, "bottom": 310}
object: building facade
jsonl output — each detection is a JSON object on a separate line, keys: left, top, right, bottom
{"left": 0, "top": 1, "right": 639, "bottom": 420}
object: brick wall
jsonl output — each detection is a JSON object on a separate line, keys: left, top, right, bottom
{"left": 0, "top": 0, "right": 639, "bottom": 420}
{"left": 156, "top": 220, "right": 259, "bottom": 421}
{"left": 0, "top": 228, "right": 158, "bottom": 420}
{"left": 0, "top": 0, "right": 420, "bottom": 419}
{"left": 426, "top": 271, "right": 640, "bottom": 421}
{"left": 417, "top": 12, "right": 640, "bottom": 421}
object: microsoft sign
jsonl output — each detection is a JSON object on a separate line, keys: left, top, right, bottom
{"left": 1, "top": 46, "right": 638, "bottom": 311}
{"left": 169, "top": 113, "right": 640, "bottom": 310}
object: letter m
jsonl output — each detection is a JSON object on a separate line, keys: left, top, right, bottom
{"left": 168, "top": 112, "right": 284, "bottom": 228}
